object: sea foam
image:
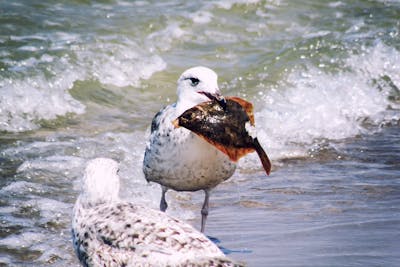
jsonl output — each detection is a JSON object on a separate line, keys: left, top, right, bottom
{"left": 1, "top": 33, "right": 166, "bottom": 133}
{"left": 253, "top": 42, "right": 400, "bottom": 162}
{"left": 0, "top": 72, "right": 85, "bottom": 132}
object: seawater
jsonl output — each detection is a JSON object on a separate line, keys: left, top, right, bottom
{"left": 0, "top": 0, "right": 399, "bottom": 266}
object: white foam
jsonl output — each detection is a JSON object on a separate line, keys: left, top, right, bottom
{"left": 1, "top": 32, "right": 166, "bottom": 133}
{"left": 0, "top": 181, "right": 48, "bottom": 196}
{"left": 347, "top": 43, "right": 400, "bottom": 97}
{"left": 0, "top": 227, "right": 76, "bottom": 265}
{"left": 2, "top": 140, "right": 74, "bottom": 159}
{"left": 146, "top": 23, "right": 187, "bottom": 52}
{"left": 190, "top": 11, "right": 213, "bottom": 24}
{"left": 215, "top": 0, "right": 261, "bottom": 10}
{"left": 0, "top": 232, "right": 47, "bottom": 249}
{"left": 17, "top": 45, "right": 39, "bottom": 52}
{"left": 328, "top": 1, "right": 345, "bottom": 8}
{"left": 7, "top": 131, "right": 157, "bottom": 207}
{"left": 17, "top": 155, "right": 86, "bottom": 176}
{"left": 76, "top": 39, "right": 166, "bottom": 87}
{"left": 253, "top": 42, "right": 400, "bottom": 161}
{"left": 0, "top": 256, "right": 12, "bottom": 266}
{"left": 0, "top": 72, "right": 85, "bottom": 132}
{"left": 23, "top": 197, "right": 72, "bottom": 226}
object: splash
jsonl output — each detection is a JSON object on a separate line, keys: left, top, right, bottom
{"left": 0, "top": 71, "right": 86, "bottom": 132}
{"left": 75, "top": 39, "right": 166, "bottom": 87}
{"left": 255, "top": 42, "right": 400, "bottom": 161}
{"left": 0, "top": 36, "right": 165, "bottom": 132}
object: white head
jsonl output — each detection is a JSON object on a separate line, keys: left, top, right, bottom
{"left": 176, "top": 66, "right": 226, "bottom": 115}
{"left": 81, "top": 158, "right": 120, "bottom": 204}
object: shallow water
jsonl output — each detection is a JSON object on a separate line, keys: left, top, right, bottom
{"left": 1, "top": 0, "right": 400, "bottom": 266}
{"left": 207, "top": 125, "right": 400, "bottom": 266}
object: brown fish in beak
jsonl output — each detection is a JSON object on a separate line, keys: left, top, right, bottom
{"left": 173, "top": 96, "right": 271, "bottom": 175}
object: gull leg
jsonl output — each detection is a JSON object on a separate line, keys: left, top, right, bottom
{"left": 160, "top": 186, "right": 168, "bottom": 212}
{"left": 201, "top": 189, "right": 210, "bottom": 233}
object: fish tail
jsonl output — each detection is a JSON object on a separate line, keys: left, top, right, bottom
{"left": 254, "top": 138, "right": 271, "bottom": 175}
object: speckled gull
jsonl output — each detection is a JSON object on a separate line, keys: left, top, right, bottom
{"left": 143, "top": 66, "right": 236, "bottom": 232}
{"left": 72, "top": 158, "right": 244, "bottom": 267}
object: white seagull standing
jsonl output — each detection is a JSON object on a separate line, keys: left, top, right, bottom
{"left": 72, "top": 158, "right": 243, "bottom": 267}
{"left": 143, "top": 66, "right": 236, "bottom": 232}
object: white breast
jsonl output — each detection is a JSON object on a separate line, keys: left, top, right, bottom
{"left": 143, "top": 105, "right": 236, "bottom": 191}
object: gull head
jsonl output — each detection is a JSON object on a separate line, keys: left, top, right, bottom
{"left": 81, "top": 158, "right": 120, "bottom": 204}
{"left": 176, "top": 66, "right": 226, "bottom": 115}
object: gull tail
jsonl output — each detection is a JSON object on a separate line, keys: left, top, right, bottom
{"left": 253, "top": 138, "right": 271, "bottom": 175}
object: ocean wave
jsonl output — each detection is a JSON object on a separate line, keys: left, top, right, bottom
{"left": 0, "top": 72, "right": 86, "bottom": 132}
{"left": 254, "top": 42, "right": 400, "bottom": 161}
{"left": 0, "top": 35, "right": 165, "bottom": 132}
{"left": 74, "top": 39, "right": 166, "bottom": 87}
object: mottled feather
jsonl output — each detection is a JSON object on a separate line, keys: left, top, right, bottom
{"left": 72, "top": 158, "right": 244, "bottom": 267}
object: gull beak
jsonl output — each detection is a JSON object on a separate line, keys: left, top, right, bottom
{"left": 199, "top": 91, "right": 227, "bottom": 110}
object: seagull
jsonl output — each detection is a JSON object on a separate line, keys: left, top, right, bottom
{"left": 72, "top": 158, "right": 244, "bottom": 267}
{"left": 143, "top": 66, "right": 237, "bottom": 232}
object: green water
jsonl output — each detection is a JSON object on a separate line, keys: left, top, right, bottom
{"left": 0, "top": 0, "right": 400, "bottom": 266}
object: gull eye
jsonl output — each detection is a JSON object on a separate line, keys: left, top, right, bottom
{"left": 186, "top": 77, "right": 200, "bottom": 86}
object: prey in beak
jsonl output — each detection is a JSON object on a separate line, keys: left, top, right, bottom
{"left": 173, "top": 96, "right": 271, "bottom": 175}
